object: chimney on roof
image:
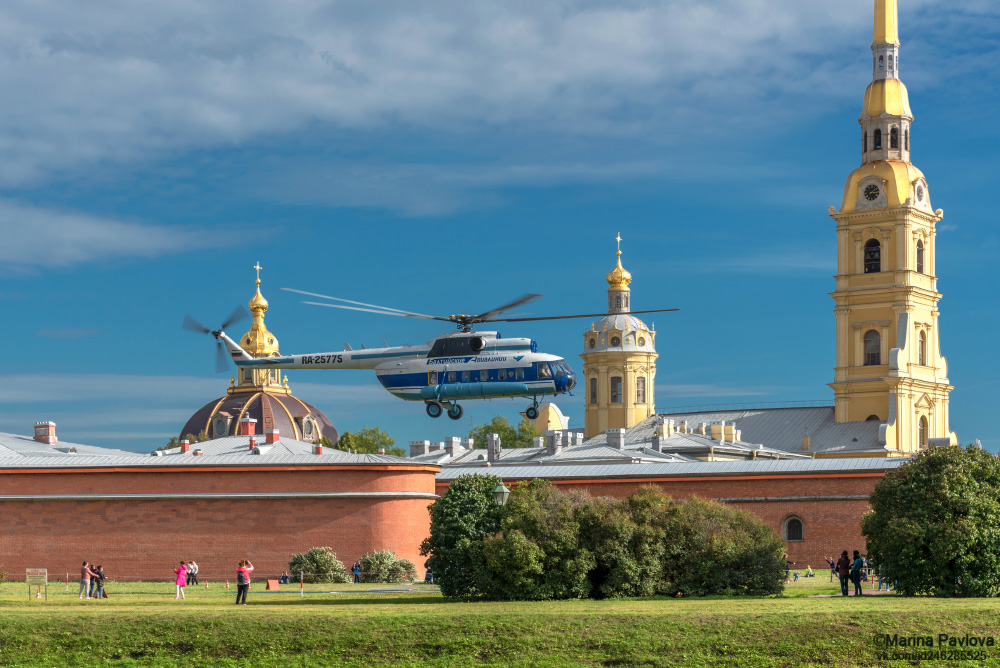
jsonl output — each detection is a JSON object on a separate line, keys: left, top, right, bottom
{"left": 650, "top": 435, "right": 662, "bottom": 453}
{"left": 710, "top": 421, "right": 726, "bottom": 443}
{"left": 33, "top": 421, "right": 57, "bottom": 444}
{"left": 238, "top": 417, "right": 257, "bottom": 436}
{"left": 802, "top": 426, "right": 810, "bottom": 450}
{"left": 680, "top": 420, "right": 688, "bottom": 434}
{"left": 409, "top": 440, "right": 429, "bottom": 457}
{"left": 607, "top": 428, "right": 626, "bottom": 450}
{"left": 249, "top": 436, "right": 257, "bottom": 451}
{"left": 463, "top": 437, "right": 475, "bottom": 450}
{"left": 193, "top": 449, "right": 204, "bottom": 457}
{"left": 445, "top": 437, "right": 463, "bottom": 457}
{"left": 266, "top": 429, "right": 279, "bottom": 444}
{"left": 487, "top": 433, "right": 501, "bottom": 462}
{"left": 377, "top": 447, "right": 386, "bottom": 455}
{"left": 698, "top": 423, "right": 707, "bottom": 436}
{"left": 180, "top": 439, "right": 190, "bottom": 454}
{"left": 313, "top": 443, "right": 323, "bottom": 455}
{"left": 545, "top": 431, "right": 562, "bottom": 456}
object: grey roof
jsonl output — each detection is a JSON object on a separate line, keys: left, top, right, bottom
{"left": 0, "top": 432, "right": 417, "bottom": 469}
{"left": 436, "top": 457, "right": 911, "bottom": 481}
{"left": 409, "top": 440, "right": 696, "bottom": 469}
{"left": 583, "top": 407, "right": 884, "bottom": 455}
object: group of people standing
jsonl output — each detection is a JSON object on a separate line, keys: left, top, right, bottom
{"left": 79, "top": 561, "right": 106, "bottom": 600}
{"left": 827, "top": 550, "right": 869, "bottom": 596}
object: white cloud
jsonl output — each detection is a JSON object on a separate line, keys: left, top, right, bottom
{"left": 0, "top": 0, "right": 975, "bottom": 188}
{"left": 0, "top": 199, "right": 213, "bottom": 270}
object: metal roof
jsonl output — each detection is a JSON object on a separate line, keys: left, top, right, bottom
{"left": 436, "top": 457, "right": 910, "bottom": 481}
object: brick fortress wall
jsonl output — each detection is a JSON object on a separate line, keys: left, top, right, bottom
{"left": 1, "top": 465, "right": 438, "bottom": 582}
{"left": 436, "top": 471, "right": 882, "bottom": 571}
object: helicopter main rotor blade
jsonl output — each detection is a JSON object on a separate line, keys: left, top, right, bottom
{"left": 301, "top": 301, "right": 453, "bottom": 322}
{"left": 282, "top": 289, "right": 439, "bottom": 319}
{"left": 489, "top": 308, "right": 681, "bottom": 323}
{"left": 474, "top": 293, "right": 543, "bottom": 321}
{"left": 220, "top": 305, "right": 250, "bottom": 332}
{"left": 215, "top": 341, "right": 230, "bottom": 373}
{"left": 182, "top": 314, "right": 212, "bottom": 334}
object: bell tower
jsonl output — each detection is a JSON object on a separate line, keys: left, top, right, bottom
{"left": 828, "top": 0, "right": 957, "bottom": 450}
{"left": 581, "top": 237, "right": 658, "bottom": 439}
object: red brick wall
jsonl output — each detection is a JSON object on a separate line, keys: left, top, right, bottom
{"left": 0, "top": 465, "right": 437, "bottom": 582}
{"left": 436, "top": 473, "right": 881, "bottom": 570}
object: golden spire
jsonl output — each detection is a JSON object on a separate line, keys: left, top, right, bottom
{"left": 606, "top": 233, "right": 632, "bottom": 291}
{"left": 873, "top": 0, "right": 899, "bottom": 47}
{"left": 249, "top": 261, "right": 268, "bottom": 313}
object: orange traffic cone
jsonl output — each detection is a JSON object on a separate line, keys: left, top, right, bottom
{"left": 35, "top": 586, "right": 41, "bottom": 599}
{"left": 226, "top": 580, "right": 230, "bottom": 589}
{"left": 205, "top": 581, "right": 209, "bottom": 589}
{"left": 785, "top": 577, "right": 790, "bottom": 584}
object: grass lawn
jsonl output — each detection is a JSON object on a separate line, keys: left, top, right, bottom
{"left": 2, "top": 576, "right": 999, "bottom": 667}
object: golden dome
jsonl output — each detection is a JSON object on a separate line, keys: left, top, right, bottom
{"left": 606, "top": 254, "right": 632, "bottom": 291}
{"left": 839, "top": 160, "right": 926, "bottom": 212}
{"left": 860, "top": 78, "right": 912, "bottom": 120}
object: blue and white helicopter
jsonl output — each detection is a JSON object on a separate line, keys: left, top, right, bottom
{"left": 183, "top": 292, "right": 678, "bottom": 421}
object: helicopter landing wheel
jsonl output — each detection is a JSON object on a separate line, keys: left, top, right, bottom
{"left": 525, "top": 405, "right": 539, "bottom": 420}
{"left": 447, "top": 404, "right": 464, "bottom": 420}
{"left": 425, "top": 401, "right": 444, "bottom": 418}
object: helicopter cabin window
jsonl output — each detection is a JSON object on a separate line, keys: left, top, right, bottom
{"left": 864, "top": 239, "right": 881, "bottom": 273}
{"left": 461, "top": 371, "right": 471, "bottom": 383}
{"left": 515, "top": 367, "right": 525, "bottom": 380}
{"left": 428, "top": 371, "right": 439, "bottom": 385}
{"left": 447, "top": 372, "right": 456, "bottom": 383}
{"left": 538, "top": 363, "right": 552, "bottom": 379}
{"left": 610, "top": 377, "right": 623, "bottom": 403}
{"left": 480, "top": 369, "right": 488, "bottom": 382}
{"left": 590, "top": 377, "right": 597, "bottom": 404}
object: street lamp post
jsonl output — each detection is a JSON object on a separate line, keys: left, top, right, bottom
{"left": 492, "top": 482, "right": 511, "bottom": 507}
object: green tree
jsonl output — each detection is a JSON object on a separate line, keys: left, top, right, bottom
{"left": 862, "top": 445, "right": 1000, "bottom": 597}
{"left": 336, "top": 426, "right": 406, "bottom": 457}
{"left": 288, "top": 547, "right": 350, "bottom": 584}
{"left": 469, "top": 415, "right": 540, "bottom": 449}
{"left": 420, "top": 473, "right": 504, "bottom": 597}
{"left": 359, "top": 549, "right": 417, "bottom": 583}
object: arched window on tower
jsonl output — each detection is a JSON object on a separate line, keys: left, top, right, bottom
{"left": 864, "top": 239, "right": 881, "bottom": 273}
{"left": 874, "top": 129, "right": 882, "bottom": 149}
{"left": 905, "top": 128, "right": 909, "bottom": 151}
{"left": 610, "top": 377, "right": 623, "bottom": 403}
{"left": 636, "top": 377, "right": 646, "bottom": 404}
{"left": 589, "top": 377, "right": 598, "bottom": 405}
{"left": 784, "top": 517, "right": 803, "bottom": 541}
{"left": 919, "top": 416, "right": 929, "bottom": 448}
{"left": 916, "top": 239, "right": 925, "bottom": 274}
{"left": 890, "top": 127, "right": 899, "bottom": 149}
{"left": 616, "top": 296, "right": 622, "bottom": 309}
{"left": 889, "top": 54, "right": 894, "bottom": 72}
{"left": 918, "top": 330, "right": 927, "bottom": 366}
{"left": 864, "top": 330, "right": 881, "bottom": 366}
{"left": 878, "top": 55, "right": 884, "bottom": 70}
{"left": 863, "top": 130, "right": 868, "bottom": 153}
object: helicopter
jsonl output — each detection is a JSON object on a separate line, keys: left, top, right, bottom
{"left": 183, "top": 291, "right": 678, "bottom": 421}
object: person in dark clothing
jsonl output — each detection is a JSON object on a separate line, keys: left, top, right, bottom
{"left": 352, "top": 561, "right": 362, "bottom": 584}
{"left": 836, "top": 550, "right": 851, "bottom": 596}
{"left": 850, "top": 550, "right": 864, "bottom": 596}
{"left": 825, "top": 556, "right": 837, "bottom": 583}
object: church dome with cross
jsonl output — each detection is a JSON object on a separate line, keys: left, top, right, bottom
{"left": 178, "top": 264, "right": 339, "bottom": 444}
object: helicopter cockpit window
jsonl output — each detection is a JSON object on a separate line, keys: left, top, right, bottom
{"left": 428, "top": 371, "right": 438, "bottom": 385}
{"left": 538, "top": 363, "right": 552, "bottom": 379}
{"left": 515, "top": 367, "right": 525, "bottom": 380}
{"left": 553, "top": 362, "right": 566, "bottom": 377}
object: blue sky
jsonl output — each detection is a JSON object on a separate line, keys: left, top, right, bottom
{"left": 1, "top": 0, "right": 997, "bottom": 452}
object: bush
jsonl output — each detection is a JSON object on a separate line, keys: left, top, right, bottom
{"left": 862, "top": 445, "right": 1000, "bottom": 597}
{"left": 288, "top": 547, "right": 350, "bottom": 584}
{"left": 669, "top": 496, "right": 786, "bottom": 597}
{"left": 360, "top": 550, "right": 417, "bottom": 583}
{"left": 420, "top": 473, "right": 504, "bottom": 597}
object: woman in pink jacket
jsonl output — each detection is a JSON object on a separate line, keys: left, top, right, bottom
{"left": 174, "top": 561, "right": 187, "bottom": 600}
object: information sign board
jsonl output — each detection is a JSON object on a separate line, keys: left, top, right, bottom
{"left": 26, "top": 569, "right": 47, "bottom": 586}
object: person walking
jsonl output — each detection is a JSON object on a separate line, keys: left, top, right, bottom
{"left": 93, "top": 565, "right": 106, "bottom": 600}
{"left": 850, "top": 551, "right": 865, "bottom": 596}
{"left": 79, "top": 561, "right": 97, "bottom": 599}
{"left": 825, "top": 556, "right": 837, "bottom": 583}
{"left": 836, "top": 550, "right": 851, "bottom": 597}
{"left": 235, "top": 559, "right": 253, "bottom": 605}
{"left": 189, "top": 560, "right": 199, "bottom": 586}
{"left": 174, "top": 561, "right": 188, "bottom": 600}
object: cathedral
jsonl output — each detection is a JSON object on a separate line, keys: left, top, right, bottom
{"left": 579, "top": 0, "right": 958, "bottom": 455}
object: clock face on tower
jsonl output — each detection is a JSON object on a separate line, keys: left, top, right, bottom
{"left": 864, "top": 184, "right": 880, "bottom": 201}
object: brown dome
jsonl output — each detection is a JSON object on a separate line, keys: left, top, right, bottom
{"left": 179, "top": 389, "right": 339, "bottom": 444}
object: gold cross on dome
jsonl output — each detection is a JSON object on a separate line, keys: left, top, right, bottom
{"left": 253, "top": 262, "right": 262, "bottom": 282}
{"left": 615, "top": 233, "right": 622, "bottom": 255}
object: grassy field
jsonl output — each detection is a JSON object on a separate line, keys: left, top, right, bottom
{"left": 2, "top": 576, "right": 1000, "bottom": 667}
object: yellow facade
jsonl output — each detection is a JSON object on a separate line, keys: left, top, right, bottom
{"left": 828, "top": 0, "right": 956, "bottom": 452}
{"left": 580, "top": 241, "right": 658, "bottom": 438}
